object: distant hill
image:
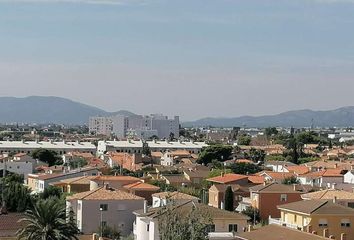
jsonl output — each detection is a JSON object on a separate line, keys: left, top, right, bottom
{"left": 0, "top": 96, "right": 135, "bottom": 125}
{"left": 183, "top": 107, "right": 354, "bottom": 128}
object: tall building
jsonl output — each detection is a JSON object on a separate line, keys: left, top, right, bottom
{"left": 89, "top": 116, "right": 113, "bottom": 136}
{"left": 111, "top": 114, "right": 179, "bottom": 139}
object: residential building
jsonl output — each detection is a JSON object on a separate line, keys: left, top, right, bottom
{"left": 297, "top": 169, "right": 346, "bottom": 187}
{"left": 133, "top": 201, "right": 249, "bottom": 240}
{"left": 97, "top": 140, "right": 207, "bottom": 156}
{"left": 239, "top": 183, "right": 303, "bottom": 220}
{"left": 301, "top": 189, "right": 354, "bottom": 208}
{"left": 344, "top": 170, "right": 354, "bottom": 184}
{"left": 0, "top": 155, "right": 41, "bottom": 179}
{"left": 257, "top": 171, "right": 296, "bottom": 183}
{"left": 27, "top": 167, "right": 99, "bottom": 193}
{"left": 51, "top": 175, "right": 96, "bottom": 193}
{"left": 89, "top": 175, "right": 141, "bottom": 190}
{"left": 264, "top": 161, "right": 296, "bottom": 172}
{"left": 111, "top": 114, "right": 179, "bottom": 139}
{"left": 106, "top": 152, "right": 144, "bottom": 171}
{"left": 67, "top": 185, "right": 145, "bottom": 236}
{"left": 274, "top": 199, "right": 354, "bottom": 240}
{"left": 207, "top": 174, "right": 250, "bottom": 186}
{"left": 123, "top": 182, "right": 160, "bottom": 205}
{"left": 0, "top": 140, "right": 96, "bottom": 155}
{"left": 151, "top": 191, "right": 200, "bottom": 208}
{"left": 89, "top": 116, "right": 113, "bottom": 136}
{"left": 208, "top": 184, "right": 253, "bottom": 210}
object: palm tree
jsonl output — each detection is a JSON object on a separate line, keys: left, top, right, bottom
{"left": 17, "top": 198, "right": 79, "bottom": 240}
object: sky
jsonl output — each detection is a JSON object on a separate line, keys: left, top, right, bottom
{"left": 1, "top": 0, "right": 354, "bottom": 121}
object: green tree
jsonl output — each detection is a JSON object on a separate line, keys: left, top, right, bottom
{"left": 224, "top": 186, "right": 234, "bottom": 211}
{"left": 40, "top": 186, "right": 63, "bottom": 200}
{"left": 285, "top": 136, "right": 304, "bottom": 165}
{"left": 282, "top": 176, "right": 300, "bottom": 185}
{"left": 31, "top": 149, "right": 61, "bottom": 167}
{"left": 158, "top": 204, "right": 211, "bottom": 240}
{"left": 237, "top": 134, "right": 252, "bottom": 146}
{"left": 264, "top": 127, "right": 278, "bottom": 137}
{"left": 17, "top": 198, "right": 79, "bottom": 240}
{"left": 228, "top": 163, "right": 261, "bottom": 175}
{"left": 248, "top": 148, "right": 266, "bottom": 163}
{"left": 1, "top": 181, "right": 32, "bottom": 212}
{"left": 197, "top": 145, "right": 233, "bottom": 165}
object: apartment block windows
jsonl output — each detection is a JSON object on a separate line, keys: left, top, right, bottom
{"left": 229, "top": 224, "right": 238, "bottom": 232}
{"left": 100, "top": 204, "right": 108, "bottom": 211}
{"left": 341, "top": 219, "right": 351, "bottom": 227}
{"left": 319, "top": 219, "right": 328, "bottom": 227}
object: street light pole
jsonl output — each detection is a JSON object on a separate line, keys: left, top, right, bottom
{"left": 100, "top": 207, "right": 103, "bottom": 237}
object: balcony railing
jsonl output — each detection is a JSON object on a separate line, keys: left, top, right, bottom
{"left": 268, "top": 217, "right": 299, "bottom": 230}
{"left": 208, "top": 232, "right": 236, "bottom": 239}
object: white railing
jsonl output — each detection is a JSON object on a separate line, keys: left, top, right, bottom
{"left": 268, "top": 217, "right": 299, "bottom": 230}
{"left": 208, "top": 232, "right": 236, "bottom": 239}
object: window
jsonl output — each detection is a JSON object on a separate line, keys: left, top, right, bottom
{"left": 101, "top": 221, "right": 107, "bottom": 227}
{"left": 206, "top": 225, "right": 215, "bottom": 233}
{"left": 229, "top": 224, "right": 238, "bottom": 232}
{"left": 147, "top": 224, "right": 150, "bottom": 232}
{"left": 348, "top": 202, "right": 354, "bottom": 208}
{"left": 100, "top": 204, "right": 108, "bottom": 211}
{"left": 280, "top": 194, "right": 287, "bottom": 202}
{"left": 341, "top": 219, "right": 351, "bottom": 227}
{"left": 319, "top": 219, "right": 328, "bottom": 227}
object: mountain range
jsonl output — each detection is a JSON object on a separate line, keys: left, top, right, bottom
{"left": 0, "top": 96, "right": 135, "bottom": 125}
{"left": 0, "top": 96, "right": 353, "bottom": 127}
{"left": 183, "top": 107, "right": 354, "bottom": 128}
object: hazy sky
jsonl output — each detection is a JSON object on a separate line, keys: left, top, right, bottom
{"left": 1, "top": 0, "right": 354, "bottom": 121}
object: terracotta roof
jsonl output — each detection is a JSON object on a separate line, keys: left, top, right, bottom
{"left": 285, "top": 166, "right": 310, "bottom": 175}
{"left": 123, "top": 182, "right": 160, "bottom": 191}
{"left": 302, "top": 189, "right": 354, "bottom": 200}
{"left": 258, "top": 171, "right": 296, "bottom": 180}
{"left": 235, "top": 159, "right": 254, "bottom": 164}
{"left": 93, "top": 175, "right": 140, "bottom": 182}
{"left": 170, "top": 150, "right": 191, "bottom": 156}
{"left": 210, "top": 184, "right": 252, "bottom": 193}
{"left": 162, "top": 175, "right": 191, "bottom": 184}
{"left": 247, "top": 175, "right": 265, "bottom": 184}
{"left": 237, "top": 224, "right": 329, "bottom": 240}
{"left": 152, "top": 191, "right": 199, "bottom": 200}
{"left": 183, "top": 170, "right": 209, "bottom": 178}
{"left": 250, "top": 182, "right": 299, "bottom": 193}
{"left": 278, "top": 199, "right": 354, "bottom": 215}
{"left": 67, "top": 186, "right": 144, "bottom": 200}
{"left": 151, "top": 151, "right": 163, "bottom": 158}
{"left": 207, "top": 174, "right": 248, "bottom": 184}
{"left": 299, "top": 169, "right": 345, "bottom": 178}
{"left": 55, "top": 176, "right": 96, "bottom": 185}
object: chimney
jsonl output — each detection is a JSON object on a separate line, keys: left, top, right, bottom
{"left": 221, "top": 172, "right": 225, "bottom": 177}
{"left": 143, "top": 200, "right": 148, "bottom": 214}
{"left": 104, "top": 183, "right": 110, "bottom": 190}
{"left": 323, "top": 228, "right": 329, "bottom": 238}
{"left": 341, "top": 233, "right": 347, "bottom": 240}
{"left": 333, "top": 196, "right": 337, "bottom": 204}
{"left": 293, "top": 184, "right": 297, "bottom": 191}
{"left": 247, "top": 225, "right": 253, "bottom": 232}
{"left": 263, "top": 181, "right": 267, "bottom": 186}
{"left": 220, "top": 201, "right": 225, "bottom": 210}
{"left": 335, "top": 163, "right": 338, "bottom": 169}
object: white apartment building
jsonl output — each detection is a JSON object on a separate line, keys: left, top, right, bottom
{"left": 97, "top": 140, "right": 208, "bottom": 156}
{"left": 92, "top": 114, "right": 180, "bottom": 139}
{"left": 0, "top": 140, "right": 96, "bottom": 155}
{"left": 89, "top": 116, "right": 113, "bottom": 136}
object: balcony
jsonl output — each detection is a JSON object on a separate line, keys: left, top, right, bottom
{"left": 208, "top": 232, "right": 236, "bottom": 240}
{"left": 268, "top": 217, "right": 300, "bottom": 230}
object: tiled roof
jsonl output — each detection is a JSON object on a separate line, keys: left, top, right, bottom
{"left": 183, "top": 170, "right": 209, "bottom": 178}
{"left": 250, "top": 182, "right": 299, "bottom": 193}
{"left": 302, "top": 189, "right": 354, "bottom": 200}
{"left": 152, "top": 191, "right": 199, "bottom": 200}
{"left": 278, "top": 199, "right": 354, "bottom": 215}
{"left": 247, "top": 175, "right": 265, "bottom": 184}
{"left": 207, "top": 174, "right": 248, "bottom": 184}
{"left": 93, "top": 175, "right": 140, "bottom": 182}
{"left": 135, "top": 201, "right": 249, "bottom": 220}
{"left": 285, "top": 166, "right": 310, "bottom": 175}
{"left": 56, "top": 176, "right": 96, "bottom": 185}
{"left": 299, "top": 169, "right": 345, "bottom": 178}
{"left": 162, "top": 175, "right": 191, "bottom": 184}
{"left": 123, "top": 182, "right": 160, "bottom": 191}
{"left": 237, "top": 224, "right": 329, "bottom": 240}
{"left": 258, "top": 171, "right": 296, "bottom": 180}
{"left": 67, "top": 186, "right": 144, "bottom": 200}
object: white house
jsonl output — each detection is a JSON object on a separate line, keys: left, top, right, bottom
{"left": 264, "top": 161, "right": 296, "bottom": 172}
{"left": 67, "top": 185, "right": 145, "bottom": 236}
{"left": 160, "top": 151, "right": 174, "bottom": 166}
{"left": 344, "top": 170, "right": 354, "bottom": 184}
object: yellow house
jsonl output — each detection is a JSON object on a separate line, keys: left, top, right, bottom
{"left": 276, "top": 199, "right": 354, "bottom": 240}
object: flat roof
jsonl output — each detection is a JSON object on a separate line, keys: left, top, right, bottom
{"left": 0, "top": 141, "right": 96, "bottom": 150}
{"left": 100, "top": 140, "right": 208, "bottom": 149}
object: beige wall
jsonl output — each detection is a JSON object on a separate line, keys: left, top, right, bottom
{"left": 310, "top": 215, "right": 354, "bottom": 240}
{"left": 213, "top": 218, "right": 248, "bottom": 233}
{"left": 280, "top": 211, "right": 311, "bottom": 227}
